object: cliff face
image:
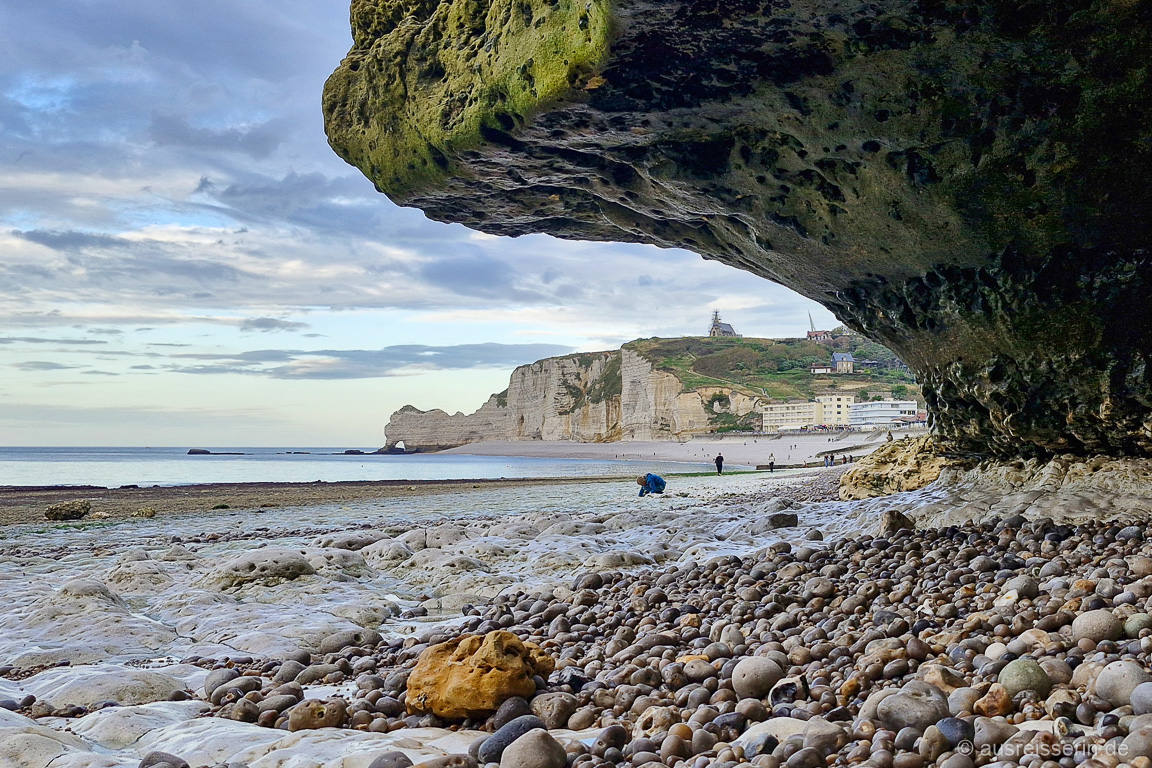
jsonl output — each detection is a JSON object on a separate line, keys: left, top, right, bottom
{"left": 326, "top": 0, "right": 1152, "bottom": 458}
{"left": 386, "top": 347, "right": 716, "bottom": 450}
{"left": 618, "top": 349, "right": 708, "bottom": 441}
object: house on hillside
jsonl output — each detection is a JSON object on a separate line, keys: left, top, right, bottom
{"left": 806, "top": 313, "right": 832, "bottom": 340}
{"left": 810, "top": 362, "right": 833, "bottom": 374}
{"left": 709, "top": 311, "right": 740, "bottom": 337}
{"left": 832, "top": 352, "right": 855, "bottom": 373}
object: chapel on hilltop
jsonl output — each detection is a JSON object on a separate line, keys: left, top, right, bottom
{"left": 709, "top": 311, "right": 740, "bottom": 337}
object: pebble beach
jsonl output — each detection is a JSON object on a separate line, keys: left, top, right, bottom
{"left": 6, "top": 458, "right": 1152, "bottom": 768}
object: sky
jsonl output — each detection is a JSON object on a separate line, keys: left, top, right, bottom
{"left": 0, "top": 0, "right": 837, "bottom": 447}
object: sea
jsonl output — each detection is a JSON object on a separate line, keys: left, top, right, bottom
{"left": 0, "top": 446, "right": 729, "bottom": 488}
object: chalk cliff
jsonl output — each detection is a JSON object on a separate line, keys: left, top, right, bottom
{"left": 386, "top": 336, "right": 913, "bottom": 450}
{"left": 386, "top": 347, "right": 746, "bottom": 451}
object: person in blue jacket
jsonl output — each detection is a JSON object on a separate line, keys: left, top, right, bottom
{"left": 636, "top": 473, "right": 666, "bottom": 497}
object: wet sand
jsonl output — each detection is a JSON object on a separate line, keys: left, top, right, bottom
{"left": 438, "top": 429, "right": 925, "bottom": 467}
{"left": 0, "top": 477, "right": 618, "bottom": 527}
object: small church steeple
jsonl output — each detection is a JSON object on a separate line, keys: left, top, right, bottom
{"left": 709, "top": 311, "right": 739, "bottom": 337}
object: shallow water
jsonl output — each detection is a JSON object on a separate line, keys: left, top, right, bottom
{"left": 0, "top": 446, "right": 733, "bottom": 487}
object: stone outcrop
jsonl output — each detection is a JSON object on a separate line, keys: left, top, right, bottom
{"left": 200, "top": 548, "right": 317, "bottom": 590}
{"left": 839, "top": 436, "right": 965, "bottom": 500}
{"left": 45, "top": 499, "right": 90, "bottom": 521}
{"left": 325, "top": 0, "right": 1152, "bottom": 459}
{"left": 405, "top": 630, "right": 554, "bottom": 719}
{"left": 386, "top": 345, "right": 735, "bottom": 450}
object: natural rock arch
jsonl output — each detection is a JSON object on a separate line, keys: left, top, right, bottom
{"left": 323, "top": 0, "right": 1152, "bottom": 458}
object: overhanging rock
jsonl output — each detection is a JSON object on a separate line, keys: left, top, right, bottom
{"left": 323, "top": 0, "right": 1152, "bottom": 457}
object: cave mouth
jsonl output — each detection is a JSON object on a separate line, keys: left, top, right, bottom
{"left": 323, "top": 0, "right": 1152, "bottom": 459}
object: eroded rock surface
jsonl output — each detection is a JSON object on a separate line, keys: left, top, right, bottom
{"left": 324, "top": 0, "right": 1152, "bottom": 458}
{"left": 405, "top": 630, "right": 555, "bottom": 719}
{"left": 839, "top": 436, "right": 967, "bottom": 500}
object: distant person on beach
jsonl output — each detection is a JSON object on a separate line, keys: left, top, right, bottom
{"left": 636, "top": 473, "right": 666, "bottom": 497}
{"left": 714, "top": 453, "right": 724, "bottom": 475}
{"left": 769, "top": 460, "right": 775, "bottom": 473}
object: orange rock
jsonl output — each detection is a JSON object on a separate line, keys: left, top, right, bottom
{"left": 974, "top": 683, "right": 1013, "bottom": 717}
{"left": 860, "top": 648, "right": 908, "bottom": 667}
{"left": 839, "top": 671, "right": 866, "bottom": 702}
{"left": 920, "top": 664, "right": 966, "bottom": 693}
{"left": 406, "top": 631, "right": 555, "bottom": 719}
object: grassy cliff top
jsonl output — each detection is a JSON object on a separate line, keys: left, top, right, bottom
{"left": 624, "top": 336, "right": 920, "bottom": 403}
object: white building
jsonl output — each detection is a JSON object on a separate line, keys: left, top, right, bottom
{"left": 849, "top": 400, "right": 918, "bottom": 428}
{"left": 816, "top": 395, "right": 854, "bottom": 426}
{"left": 762, "top": 395, "right": 855, "bottom": 431}
{"left": 761, "top": 402, "right": 822, "bottom": 431}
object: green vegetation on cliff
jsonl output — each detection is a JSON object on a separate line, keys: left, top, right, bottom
{"left": 626, "top": 335, "right": 919, "bottom": 404}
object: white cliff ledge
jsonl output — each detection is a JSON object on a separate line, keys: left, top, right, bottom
{"left": 384, "top": 336, "right": 917, "bottom": 451}
{"left": 385, "top": 343, "right": 761, "bottom": 451}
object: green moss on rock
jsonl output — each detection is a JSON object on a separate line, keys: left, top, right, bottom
{"left": 324, "top": 0, "right": 613, "bottom": 195}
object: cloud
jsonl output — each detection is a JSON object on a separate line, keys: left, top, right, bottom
{"left": 13, "top": 361, "right": 77, "bottom": 371}
{"left": 0, "top": 336, "right": 108, "bottom": 345}
{"left": 239, "top": 317, "right": 309, "bottom": 333}
{"left": 169, "top": 343, "right": 575, "bottom": 379}
{"left": 419, "top": 253, "right": 531, "bottom": 300}
{"left": 149, "top": 114, "right": 286, "bottom": 160}
{"left": 14, "top": 230, "right": 133, "bottom": 251}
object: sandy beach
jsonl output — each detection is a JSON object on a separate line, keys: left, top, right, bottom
{"left": 439, "top": 429, "right": 925, "bottom": 468}
{"left": 0, "top": 469, "right": 835, "bottom": 529}
{"left": 0, "top": 477, "right": 620, "bottom": 528}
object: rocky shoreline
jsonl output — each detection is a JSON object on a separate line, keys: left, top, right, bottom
{"left": 5, "top": 469, "right": 1152, "bottom": 768}
{"left": 185, "top": 513, "right": 1152, "bottom": 768}
{"left": 0, "top": 477, "right": 619, "bottom": 527}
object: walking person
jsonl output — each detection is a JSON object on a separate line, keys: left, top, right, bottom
{"left": 714, "top": 453, "right": 724, "bottom": 475}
